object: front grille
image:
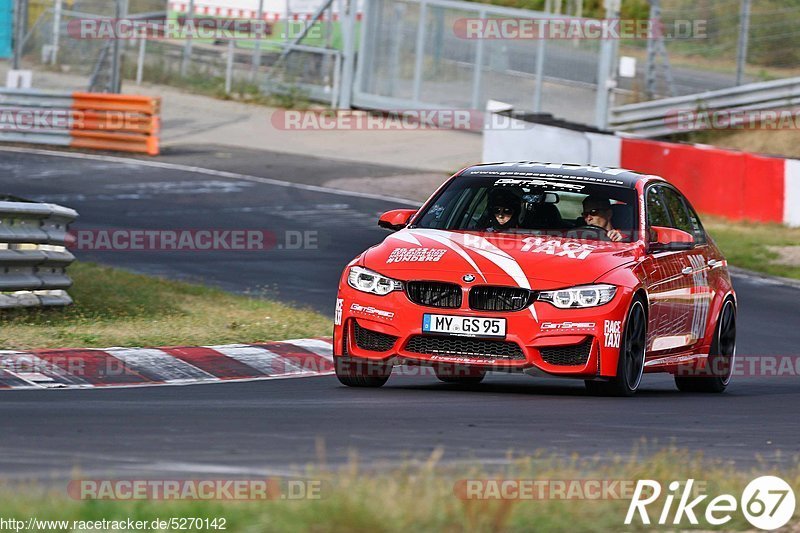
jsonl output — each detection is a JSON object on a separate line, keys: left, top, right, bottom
{"left": 469, "top": 286, "right": 534, "bottom": 312}
{"left": 353, "top": 320, "right": 398, "bottom": 352}
{"left": 405, "top": 335, "right": 525, "bottom": 360}
{"left": 406, "top": 281, "right": 462, "bottom": 308}
{"left": 539, "top": 340, "right": 593, "bottom": 366}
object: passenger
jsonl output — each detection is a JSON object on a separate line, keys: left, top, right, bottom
{"left": 485, "top": 189, "right": 520, "bottom": 232}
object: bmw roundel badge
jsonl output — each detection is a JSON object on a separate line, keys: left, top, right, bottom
{"left": 463, "top": 274, "right": 476, "bottom": 283}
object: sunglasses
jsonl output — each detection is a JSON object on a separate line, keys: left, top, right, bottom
{"left": 492, "top": 207, "right": 514, "bottom": 216}
{"left": 582, "top": 208, "right": 607, "bottom": 217}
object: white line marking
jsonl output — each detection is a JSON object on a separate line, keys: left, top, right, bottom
{"left": 0, "top": 146, "right": 421, "bottom": 206}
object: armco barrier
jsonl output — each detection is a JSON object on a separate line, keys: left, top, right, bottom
{"left": 483, "top": 112, "right": 800, "bottom": 227}
{"left": 0, "top": 89, "right": 160, "bottom": 156}
{"left": 0, "top": 197, "right": 78, "bottom": 308}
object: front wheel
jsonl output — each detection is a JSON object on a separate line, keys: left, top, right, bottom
{"left": 335, "top": 357, "right": 392, "bottom": 388}
{"left": 675, "top": 299, "right": 736, "bottom": 393}
{"left": 585, "top": 298, "right": 647, "bottom": 397}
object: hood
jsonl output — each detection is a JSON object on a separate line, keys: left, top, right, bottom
{"left": 363, "top": 228, "right": 642, "bottom": 289}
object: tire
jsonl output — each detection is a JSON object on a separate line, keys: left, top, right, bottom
{"left": 675, "top": 299, "right": 736, "bottom": 393}
{"left": 434, "top": 365, "right": 486, "bottom": 385}
{"left": 334, "top": 357, "right": 392, "bottom": 388}
{"left": 585, "top": 298, "right": 647, "bottom": 397}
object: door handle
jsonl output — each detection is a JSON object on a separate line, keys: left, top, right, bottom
{"left": 681, "top": 266, "right": 693, "bottom": 275}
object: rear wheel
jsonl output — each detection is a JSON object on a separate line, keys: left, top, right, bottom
{"left": 585, "top": 298, "right": 647, "bottom": 397}
{"left": 335, "top": 357, "right": 392, "bottom": 388}
{"left": 675, "top": 299, "right": 736, "bottom": 393}
{"left": 434, "top": 365, "right": 486, "bottom": 385}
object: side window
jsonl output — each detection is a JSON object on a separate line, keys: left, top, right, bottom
{"left": 678, "top": 195, "right": 707, "bottom": 244}
{"left": 646, "top": 186, "right": 671, "bottom": 228}
{"left": 661, "top": 187, "right": 694, "bottom": 235}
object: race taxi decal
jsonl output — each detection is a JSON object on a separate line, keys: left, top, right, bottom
{"left": 520, "top": 237, "right": 597, "bottom": 260}
{"left": 386, "top": 247, "right": 447, "bottom": 263}
{"left": 604, "top": 320, "right": 622, "bottom": 348}
{"left": 334, "top": 298, "right": 344, "bottom": 325}
{"left": 541, "top": 322, "right": 597, "bottom": 331}
{"left": 350, "top": 303, "right": 395, "bottom": 320}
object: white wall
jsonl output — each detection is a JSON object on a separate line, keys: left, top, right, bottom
{"left": 784, "top": 159, "right": 800, "bottom": 227}
{"left": 482, "top": 113, "right": 621, "bottom": 168}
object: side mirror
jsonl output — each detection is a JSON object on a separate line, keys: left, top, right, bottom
{"left": 649, "top": 226, "right": 695, "bottom": 252}
{"left": 378, "top": 209, "right": 416, "bottom": 231}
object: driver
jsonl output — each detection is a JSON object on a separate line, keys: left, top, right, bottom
{"left": 485, "top": 188, "right": 520, "bottom": 232}
{"left": 582, "top": 196, "right": 623, "bottom": 242}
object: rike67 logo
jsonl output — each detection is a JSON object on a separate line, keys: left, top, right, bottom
{"left": 625, "top": 476, "right": 796, "bottom": 530}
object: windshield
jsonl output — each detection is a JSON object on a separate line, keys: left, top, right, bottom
{"left": 413, "top": 175, "right": 639, "bottom": 243}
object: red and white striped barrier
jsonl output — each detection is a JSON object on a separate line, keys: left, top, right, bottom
{"left": 483, "top": 116, "right": 800, "bottom": 226}
{"left": 0, "top": 338, "right": 333, "bottom": 390}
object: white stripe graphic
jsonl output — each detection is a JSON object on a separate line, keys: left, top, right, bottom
{"left": 389, "top": 232, "right": 422, "bottom": 246}
{"left": 208, "top": 345, "right": 311, "bottom": 375}
{"left": 455, "top": 233, "right": 538, "bottom": 321}
{"left": 412, "top": 229, "right": 487, "bottom": 282}
{"left": 105, "top": 348, "right": 218, "bottom": 383}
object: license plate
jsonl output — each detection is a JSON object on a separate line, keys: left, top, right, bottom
{"left": 422, "top": 314, "right": 506, "bottom": 338}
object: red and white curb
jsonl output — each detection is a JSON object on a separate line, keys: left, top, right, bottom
{"left": 0, "top": 338, "right": 333, "bottom": 390}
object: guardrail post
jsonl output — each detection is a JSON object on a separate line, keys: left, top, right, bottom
{"left": 250, "top": 0, "right": 265, "bottom": 82}
{"left": 50, "top": 0, "right": 62, "bottom": 64}
{"left": 180, "top": 0, "right": 195, "bottom": 77}
{"left": 338, "top": 0, "right": 358, "bottom": 109}
{"left": 470, "top": 9, "right": 487, "bottom": 112}
{"left": 594, "top": 0, "right": 620, "bottom": 129}
{"left": 136, "top": 36, "right": 146, "bottom": 85}
{"left": 225, "top": 39, "right": 235, "bottom": 94}
{"left": 735, "top": 0, "right": 751, "bottom": 86}
{"left": 411, "top": 1, "right": 427, "bottom": 103}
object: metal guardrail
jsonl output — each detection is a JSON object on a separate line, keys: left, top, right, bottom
{"left": 610, "top": 76, "right": 800, "bottom": 137}
{"left": 0, "top": 197, "right": 78, "bottom": 309}
{"left": 0, "top": 89, "right": 161, "bottom": 155}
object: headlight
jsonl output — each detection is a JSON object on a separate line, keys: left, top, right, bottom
{"left": 347, "top": 266, "right": 403, "bottom": 296}
{"left": 538, "top": 284, "right": 616, "bottom": 309}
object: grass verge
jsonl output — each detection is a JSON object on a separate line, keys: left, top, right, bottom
{"left": 0, "top": 448, "right": 797, "bottom": 532}
{"left": 704, "top": 216, "right": 800, "bottom": 281}
{"left": 0, "top": 262, "right": 330, "bottom": 350}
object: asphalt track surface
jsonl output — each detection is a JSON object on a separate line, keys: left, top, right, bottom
{"left": 1, "top": 146, "right": 798, "bottom": 480}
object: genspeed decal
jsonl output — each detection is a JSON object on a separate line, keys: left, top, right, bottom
{"left": 520, "top": 237, "right": 597, "bottom": 260}
{"left": 334, "top": 298, "right": 344, "bottom": 326}
{"left": 350, "top": 303, "right": 395, "bottom": 320}
{"left": 386, "top": 247, "right": 447, "bottom": 263}
{"left": 490, "top": 177, "right": 585, "bottom": 191}
{"left": 604, "top": 320, "right": 622, "bottom": 348}
{"left": 541, "top": 322, "right": 596, "bottom": 331}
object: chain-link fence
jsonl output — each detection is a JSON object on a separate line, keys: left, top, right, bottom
{"left": 10, "top": 0, "right": 800, "bottom": 126}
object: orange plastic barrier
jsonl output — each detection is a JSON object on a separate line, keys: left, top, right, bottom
{"left": 70, "top": 93, "right": 161, "bottom": 156}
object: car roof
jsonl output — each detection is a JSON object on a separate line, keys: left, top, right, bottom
{"left": 460, "top": 162, "right": 661, "bottom": 189}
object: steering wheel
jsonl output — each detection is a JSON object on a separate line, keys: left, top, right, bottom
{"left": 577, "top": 224, "right": 611, "bottom": 241}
